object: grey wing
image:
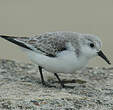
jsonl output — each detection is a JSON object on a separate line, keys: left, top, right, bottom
{"left": 28, "top": 35, "right": 67, "bottom": 57}
{"left": 0, "top": 34, "right": 67, "bottom": 57}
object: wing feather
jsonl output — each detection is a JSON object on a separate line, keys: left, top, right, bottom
{"left": 0, "top": 33, "right": 67, "bottom": 57}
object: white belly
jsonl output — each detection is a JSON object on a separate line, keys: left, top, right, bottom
{"left": 25, "top": 50, "right": 88, "bottom": 74}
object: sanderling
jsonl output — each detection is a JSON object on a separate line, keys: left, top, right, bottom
{"left": 0, "top": 32, "right": 111, "bottom": 87}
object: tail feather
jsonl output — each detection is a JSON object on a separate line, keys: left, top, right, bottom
{"left": 0, "top": 35, "right": 32, "bottom": 50}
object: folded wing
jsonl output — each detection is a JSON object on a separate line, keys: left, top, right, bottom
{"left": 0, "top": 34, "right": 67, "bottom": 57}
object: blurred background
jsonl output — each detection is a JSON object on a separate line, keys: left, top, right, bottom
{"left": 0, "top": 0, "right": 112, "bottom": 67}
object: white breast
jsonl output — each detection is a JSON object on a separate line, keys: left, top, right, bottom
{"left": 25, "top": 50, "right": 88, "bottom": 74}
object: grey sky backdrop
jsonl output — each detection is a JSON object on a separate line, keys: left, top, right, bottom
{"left": 0, "top": 0, "right": 113, "bottom": 67}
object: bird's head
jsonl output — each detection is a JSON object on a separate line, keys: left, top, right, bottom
{"left": 79, "top": 34, "right": 111, "bottom": 65}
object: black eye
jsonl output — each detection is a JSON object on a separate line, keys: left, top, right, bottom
{"left": 90, "top": 43, "right": 95, "bottom": 48}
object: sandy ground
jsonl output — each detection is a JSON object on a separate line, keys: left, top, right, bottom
{"left": 0, "top": 59, "right": 113, "bottom": 110}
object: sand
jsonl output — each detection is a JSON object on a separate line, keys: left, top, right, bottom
{"left": 0, "top": 59, "right": 113, "bottom": 110}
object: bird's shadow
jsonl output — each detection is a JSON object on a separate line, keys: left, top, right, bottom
{"left": 42, "top": 79, "right": 87, "bottom": 89}
{"left": 20, "top": 76, "right": 86, "bottom": 89}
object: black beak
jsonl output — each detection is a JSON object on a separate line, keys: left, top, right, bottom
{"left": 97, "top": 50, "right": 111, "bottom": 65}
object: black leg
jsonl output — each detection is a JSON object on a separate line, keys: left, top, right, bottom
{"left": 38, "top": 66, "right": 45, "bottom": 85}
{"left": 54, "top": 73, "right": 65, "bottom": 87}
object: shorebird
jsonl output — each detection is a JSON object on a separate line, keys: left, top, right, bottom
{"left": 0, "top": 32, "right": 111, "bottom": 87}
